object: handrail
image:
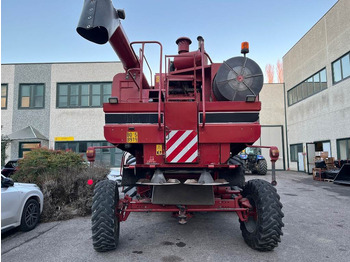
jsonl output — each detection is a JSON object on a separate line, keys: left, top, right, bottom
{"left": 204, "top": 52, "right": 213, "bottom": 64}
{"left": 142, "top": 53, "right": 153, "bottom": 87}
{"left": 126, "top": 68, "right": 141, "bottom": 90}
{"left": 199, "top": 41, "right": 206, "bottom": 128}
{"left": 131, "top": 41, "right": 163, "bottom": 129}
{"left": 139, "top": 45, "right": 144, "bottom": 102}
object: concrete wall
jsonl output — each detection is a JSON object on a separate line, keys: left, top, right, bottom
{"left": 12, "top": 64, "right": 52, "bottom": 138}
{"left": 260, "top": 83, "right": 285, "bottom": 126}
{"left": 283, "top": 0, "right": 350, "bottom": 171}
{"left": 49, "top": 62, "right": 123, "bottom": 148}
{"left": 1, "top": 62, "right": 123, "bottom": 161}
{"left": 1, "top": 65, "right": 15, "bottom": 135}
{"left": 1, "top": 64, "right": 52, "bottom": 159}
{"left": 259, "top": 83, "right": 286, "bottom": 169}
{"left": 12, "top": 64, "right": 51, "bottom": 159}
{"left": 1, "top": 65, "right": 15, "bottom": 161}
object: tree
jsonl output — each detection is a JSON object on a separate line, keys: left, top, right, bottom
{"left": 265, "top": 64, "right": 275, "bottom": 83}
{"left": 276, "top": 59, "right": 284, "bottom": 83}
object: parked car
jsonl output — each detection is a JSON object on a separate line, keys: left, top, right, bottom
{"left": 107, "top": 167, "right": 121, "bottom": 185}
{"left": 1, "top": 159, "right": 20, "bottom": 177}
{"left": 106, "top": 152, "right": 135, "bottom": 186}
{"left": 1, "top": 175, "right": 44, "bottom": 232}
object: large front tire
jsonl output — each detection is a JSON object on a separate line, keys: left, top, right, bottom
{"left": 240, "top": 179, "right": 284, "bottom": 251}
{"left": 92, "top": 180, "right": 119, "bottom": 252}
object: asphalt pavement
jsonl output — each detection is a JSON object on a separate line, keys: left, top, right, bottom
{"left": 2, "top": 171, "right": 350, "bottom": 262}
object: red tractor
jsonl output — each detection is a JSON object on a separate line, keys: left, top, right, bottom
{"left": 77, "top": 0, "right": 283, "bottom": 252}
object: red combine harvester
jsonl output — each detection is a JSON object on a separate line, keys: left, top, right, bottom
{"left": 77, "top": 0, "right": 284, "bottom": 252}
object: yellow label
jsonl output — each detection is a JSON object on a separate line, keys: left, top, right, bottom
{"left": 127, "top": 132, "right": 138, "bottom": 143}
{"left": 156, "top": 75, "right": 160, "bottom": 83}
{"left": 156, "top": 144, "right": 162, "bottom": 155}
{"left": 55, "top": 137, "right": 74, "bottom": 141}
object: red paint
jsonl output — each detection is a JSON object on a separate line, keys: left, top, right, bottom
{"left": 76, "top": 1, "right": 281, "bottom": 227}
{"left": 118, "top": 188, "right": 252, "bottom": 223}
{"left": 97, "top": 23, "right": 274, "bottom": 221}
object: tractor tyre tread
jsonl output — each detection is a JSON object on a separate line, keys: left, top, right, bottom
{"left": 92, "top": 179, "right": 119, "bottom": 252}
{"left": 221, "top": 156, "right": 245, "bottom": 188}
{"left": 257, "top": 159, "right": 268, "bottom": 175}
{"left": 240, "top": 179, "right": 284, "bottom": 251}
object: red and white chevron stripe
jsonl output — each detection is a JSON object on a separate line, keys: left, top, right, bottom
{"left": 166, "top": 130, "right": 198, "bottom": 163}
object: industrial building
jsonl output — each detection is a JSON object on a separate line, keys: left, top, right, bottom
{"left": 283, "top": 0, "right": 350, "bottom": 172}
{"left": 1, "top": 62, "right": 124, "bottom": 166}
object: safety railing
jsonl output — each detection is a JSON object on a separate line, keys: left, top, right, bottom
{"left": 130, "top": 41, "right": 163, "bottom": 129}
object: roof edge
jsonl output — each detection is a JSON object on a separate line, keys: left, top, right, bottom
{"left": 283, "top": 0, "right": 339, "bottom": 59}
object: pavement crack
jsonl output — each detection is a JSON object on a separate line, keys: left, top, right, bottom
{"left": 2, "top": 223, "right": 61, "bottom": 255}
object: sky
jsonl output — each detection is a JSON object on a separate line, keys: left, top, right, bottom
{"left": 1, "top": 0, "right": 338, "bottom": 81}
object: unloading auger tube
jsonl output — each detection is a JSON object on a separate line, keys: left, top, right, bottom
{"left": 77, "top": 0, "right": 283, "bottom": 253}
{"left": 77, "top": 0, "right": 150, "bottom": 89}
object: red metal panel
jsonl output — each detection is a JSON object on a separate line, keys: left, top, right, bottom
{"left": 165, "top": 102, "right": 197, "bottom": 130}
{"left": 164, "top": 102, "right": 198, "bottom": 163}
{"left": 199, "top": 123, "right": 261, "bottom": 143}
{"left": 199, "top": 101, "right": 261, "bottom": 112}
{"left": 104, "top": 102, "right": 162, "bottom": 113}
{"left": 198, "top": 143, "right": 220, "bottom": 165}
{"left": 104, "top": 125, "right": 164, "bottom": 144}
{"left": 220, "top": 143, "right": 230, "bottom": 163}
{"left": 143, "top": 144, "right": 164, "bottom": 164}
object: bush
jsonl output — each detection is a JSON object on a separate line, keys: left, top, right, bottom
{"left": 39, "top": 165, "right": 109, "bottom": 222}
{"left": 12, "top": 148, "right": 110, "bottom": 222}
{"left": 12, "top": 148, "right": 86, "bottom": 185}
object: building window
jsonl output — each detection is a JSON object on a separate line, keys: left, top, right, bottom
{"left": 55, "top": 140, "right": 122, "bottom": 167}
{"left": 337, "top": 138, "right": 350, "bottom": 160}
{"left": 332, "top": 52, "right": 350, "bottom": 84}
{"left": 314, "top": 140, "right": 331, "bottom": 157}
{"left": 290, "top": 143, "right": 303, "bottom": 162}
{"left": 19, "top": 142, "right": 41, "bottom": 158}
{"left": 57, "top": 83, "right": 112, "bottom": 108}
{"left": 1, "top": 84, "right": 8, "bottom": 109}
{"left": 287, "top": 68, "right": 327, "bottom": 106}
{"left": 19, "top": 84, "right": 45, "bottom": 109}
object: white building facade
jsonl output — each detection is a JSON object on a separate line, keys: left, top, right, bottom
{"left": 1, "top": 62, "right": 124, "bottom": 166}
{"left": 283, "top": 0, "right": 350, "bottom": 172}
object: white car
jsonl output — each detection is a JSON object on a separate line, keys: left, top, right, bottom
{"left": 1, "top": 175, "right": 44, "bottom": 232}
{"left": 107, "top": 152, "right": 136, "bottom": 185}
{"left": 107, "top": 167, "right": 121, "bottom": 185}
